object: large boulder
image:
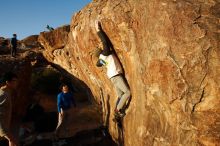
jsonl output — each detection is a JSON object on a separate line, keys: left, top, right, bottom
{"left": 38, "top": 25, "right": 94, "bottom": 102}
{"left": 39, "top": 0, "right": 220, "bottom": 145}
{"left": 38, "top": 25, "right": 70, "bottom": 62}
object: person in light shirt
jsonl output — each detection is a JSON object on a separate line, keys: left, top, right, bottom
{"left": 0, "top": 72, "right": 19, "bottom": 146}
{"left": 95, "top": 21, "right": 131, "bottom": 120}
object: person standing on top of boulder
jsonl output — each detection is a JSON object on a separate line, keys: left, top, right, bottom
{"left": 10, "top": 34, "right": 17, "bottom": 57}
{"left": 0, "top": 72, "right": 19, "bottom": 146}
{"left": 95, "top": 20, "right": 131, "bottom": 119}
{"left": 46, "top": 25, "right": 54, "bottom": 31}
{"left": 55, "top": 83, "right": 76, "bottom": 138}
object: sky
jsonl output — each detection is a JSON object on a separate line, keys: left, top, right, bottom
{"left": 0, "top": 0, "right": 92, "bottom": 40}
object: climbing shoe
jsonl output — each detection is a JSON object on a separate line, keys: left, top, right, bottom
{"left": 114, "top": 109, "right": 126, "bottom": 118}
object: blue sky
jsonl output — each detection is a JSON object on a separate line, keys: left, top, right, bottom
{"left": 0, "top": 0, "right": 91, "bottom": 39}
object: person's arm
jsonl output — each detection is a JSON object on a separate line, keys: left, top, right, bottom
{"left": 96, "top": 59, "right": 106, "bottom": 67}
{"left": 57, "top": 95, "right": 64, "bottom": 123}
{"left": 0, "top": 94, "right": 18, "bottom": 145}
{"left": 4, "top": 133, "right": 18, "bottom": 146}
{"left": 57, "top": 94, "right": 62, "bottom": 113}
{"left": 96, "top": 22, "right": 112, "bottom": 56}
{"left": 97, "top": 30, "right": 112, "bottom": 56}
{"left": 0, "top": 94, "right": 9, "bottom": 137}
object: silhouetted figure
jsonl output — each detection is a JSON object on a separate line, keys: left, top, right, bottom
{"left": 95, "top": 21, "right": 131, "bottom": 121}
{"left": 46, "top": 25, "right": 54, "bottom": 31}
{"left": 10, "top": 34, "right": 17, "bottom": 57}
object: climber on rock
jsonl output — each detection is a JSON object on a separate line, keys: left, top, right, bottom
{"left": 95, "top": 20, "right": 131, "bottom": 120}
{"left": 46, "top": 25, "right": 54, "bottom": 31}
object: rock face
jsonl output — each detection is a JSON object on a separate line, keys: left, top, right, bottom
{"left": 0, "top": 56, "right": 32, "bottom": 120}
{"left": 39, "top": 0, "right": 220, "bottom": 145}
{"left": 38, "top": 25, "right": 70, "bottom": 62}
{"left": 20, "top": 35, "right": 41, "bottom": 50}
{"left": 0, "top": 37, "right": 10, "bottom": 54}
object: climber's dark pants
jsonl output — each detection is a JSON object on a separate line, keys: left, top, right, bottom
{"left": 11, "top": 46, "right": 17, "bottom": 57}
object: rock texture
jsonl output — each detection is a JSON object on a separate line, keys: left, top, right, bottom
{"left": 38, "top": 25, "right": 70, "bottom": 62}
{"left": 38, "top": 25, "right": 94, "bottom": 101}
{"left": 39, "top": 0, "right": 220, "bottom": 145}
{"left": 0, "top": 57, "right": 32, "bottom": 117}
{"left": 20, "top": 35, "right": 41, "bottom": 50}
{"left": 0, "top": 37, "right": 10, "bottom": 54}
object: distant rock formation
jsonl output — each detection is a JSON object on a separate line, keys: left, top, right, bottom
{"left": 0, "top": 35, "right": 42, "bottom": 55}
{"left": 38, "top": 0, "right": 220, "bottom": 145}
{"left": 38, "top": 25, "right": 70, "bottom": 62}
{"left": 20, "top": 35, "right": 41, "bottom": 50}
{"left": 0, "top": 37, "right": 10, "bottom": 54}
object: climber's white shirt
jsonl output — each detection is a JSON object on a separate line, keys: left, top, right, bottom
{"left": 99, "top": 54, "right": 123, "bottom": 78}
